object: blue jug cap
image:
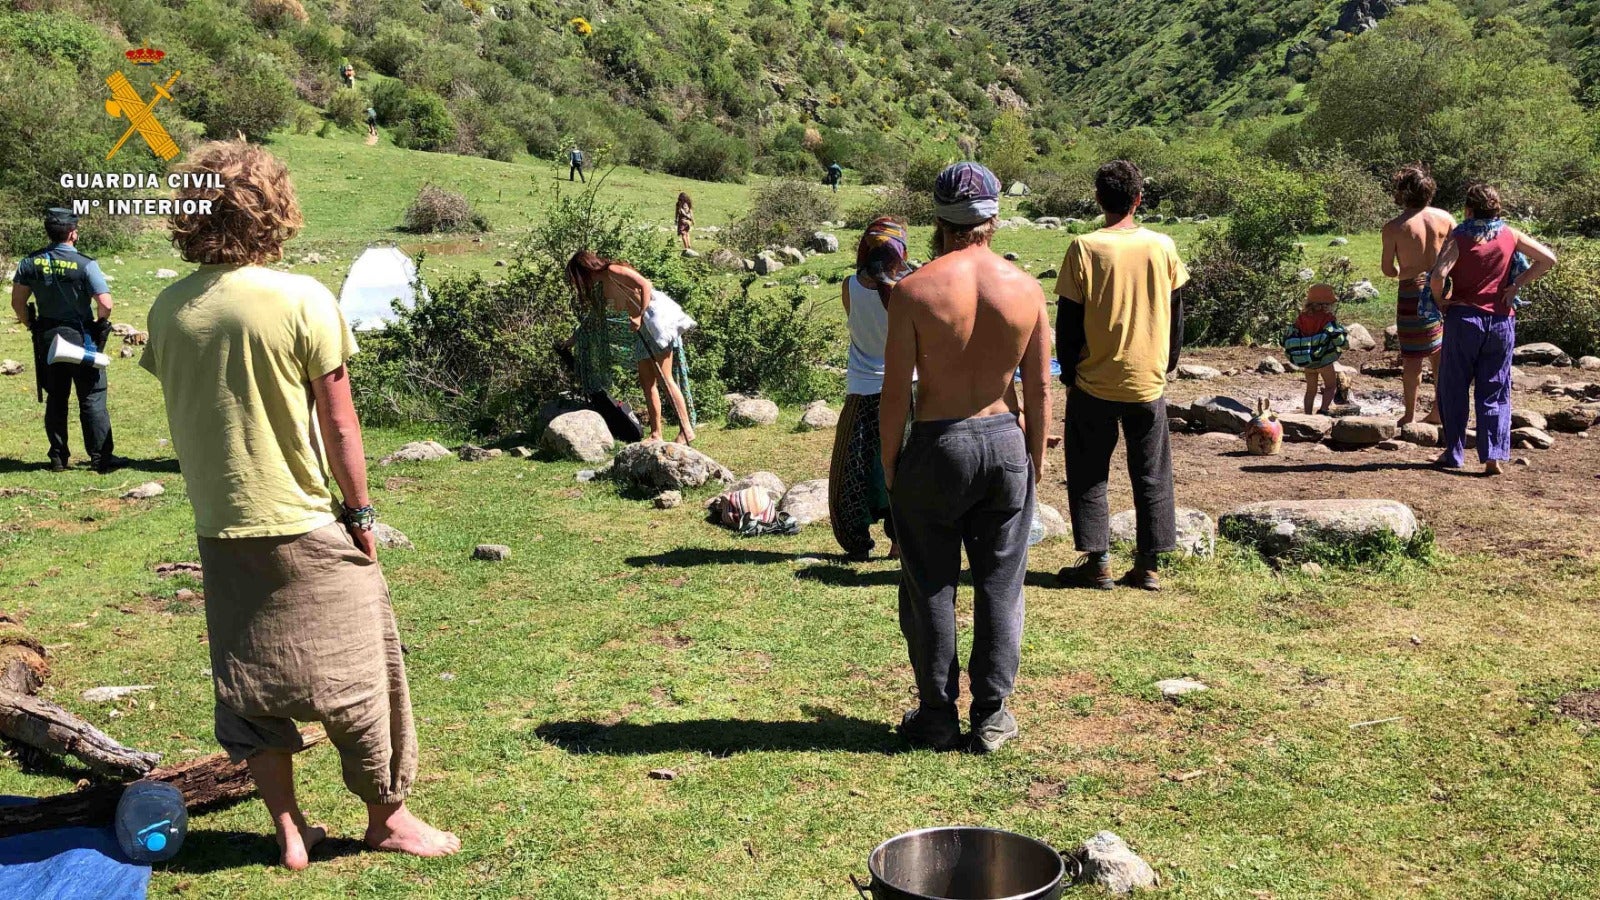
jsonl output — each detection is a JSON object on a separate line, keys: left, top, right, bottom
{"left": 144, "top": 832, "right": 168, "bottom": 852}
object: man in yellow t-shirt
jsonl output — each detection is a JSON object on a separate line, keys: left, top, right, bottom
{"left": 140, "top": 140, "right": 458, "bottom": 871}
{"left": 1053, "top": 160, "right": 1189, "bottom": 592}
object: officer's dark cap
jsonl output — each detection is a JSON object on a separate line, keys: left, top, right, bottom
{"left": 44, "top": 208, "right": 79, "bottom": 230}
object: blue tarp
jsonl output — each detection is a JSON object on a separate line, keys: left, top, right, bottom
{"left": 0, "top": 799, "right": 150, "bottom": 900}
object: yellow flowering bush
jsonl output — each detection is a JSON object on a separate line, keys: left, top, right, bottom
{"left": 569, "top": 17, "right": 592, "bottom": 36}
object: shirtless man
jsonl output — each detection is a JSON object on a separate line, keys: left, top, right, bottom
{"left": 881, "top": 162, "right": 1051, "bottom": 754}
{"left": 1381, "top": 164, "right": 1455, "bottom": 426}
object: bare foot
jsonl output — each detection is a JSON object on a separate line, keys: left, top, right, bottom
{"left": 1433, "top": 451, "right": 1462, "bottom": 469}
{"left": 648, "top": 432, "right": 664, "bottom": 443}
{"left": 366, "top": 805, "right": 461, "bottom": 858}
{"left": 277, "top": 822, "right": 327, "bottom": 871}
{"left": 1422, "top": 411, "right": 1442, "bottom": 426}
{"left": 676, "top": 426, "right": 696, "bottom": 445}
{"left": 1485, "top": 460, "right": 1505, "bottom": 476}
{"left": 1397, "top": 412, "right": 1416, "bottom": 428}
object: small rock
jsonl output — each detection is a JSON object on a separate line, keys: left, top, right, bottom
{"left": 1344, "top": 322, "right": 1377, "bottom": 351}
{"left": 380, "top": 440, "right": 452, "bottom": 465}
{"left": 1189, "top": 396, "right": 1253, "bottom": 434}
{"left": 0, "top": 359, "right": 23, "bottom": 376}
{"left": 1110, "top": 507, "right": 1215, "bottom": 557}
{"left": 540, "top": 410, "right": 616, "bottom": 463}
{"left": 1003, "top": 251, "right": 1020, "bottom": 261}
{"left": 510, "top": 446, "right": 534, "bottom": 458}
{"left": 1297, "top": 267, "right": 1315, "bottom": 282}
{"left": 728, "top": 397, "right": 780, "bottom": 428}
{"left": 1154, "top": 678, "right": 1209, "bottom": 699}
{"left": 1035, "top": 502, "right": 1071, "bottom": 541}
{"left": 1409, "top": 634, "right": 1423, "bottom": 646}
{"left": 1330, "top": 416, "right": 1396, "bottom": 446}
{"left": 119, "top": 345, "right": 135, "bottom": 358}
{"left": 576, "top": 469, "right": 598, "bottom": 482}
{"left": 1175, "top": 363, "right": 1222, "bottom": 380}
{"left": 82, "top": 685, "right": 154, "bottom": 703}
{"left": 155, "top": 268, "right": 178, "bottom": 278}
{"left": 797, "top": 401, "right": 839, "bottom": 431}
{"left": 753, "top": 253, "right": 784, "bottom": 276}
{"left": 122, "top": 481, "right": 165, "bottom": 500}
{"left": 1547, "top": 406, "right": 1599, "bottom": 433}
{"left": 1511, "top": 410, "right": 1548, "bottom": 431}
{"left": 778, "top": 479, "right": 829, "bottom": 526}
{"left": 1038, "top": 268, "right": 1058, "bottom": 280}
{"left": 494, "top": 259, "right": 507, "bottom": 267}
{"left": 795, "top": 557, "right": 825, "bottom": 566}
{"left": 1376, "top": 439, "right": 1405, "bottom": 451}
{"left": 457, "top": 444, "right": 502, "bottom": 462}
{"left": 1398, "top": 422, "right": 1440, "bottom": 447}
{"left": 648, "top": 768, "right": 677, "bottom": 781}
{"left": 1510, "top": 426, "right": 1555, "bottom": 450}
{"left": 611, "top": 441, "right": 733, "bottom": 492}
{"left": 1300, "top": 562, "right": 1324, "bottom": 577}
{"left": 1257, "top": 357, "right": 1286, "bottom": 375}
{"left": 1513, "top": 342, "right": 1566, "bottom": 366}
{"left": 1277, "top": 413, "right": 1333, "bottom": 443}
{"left": 374, "top": 523, "right": 414, "bottom": 550}
{"left": 1514, "top": 457, "right": 1531, "bottom": 467}
{"left": 653, "top": 490, "right": 683, "bottom": 510}
{"left": 439, "top": 672, "right": 457, "bottom": 681}
{"left": 728, "top": 471, "right": 788, "bottom": 498}
{"left": 1350, "top": 280, "right": 1379, "bottom": 300}
{"left": 1329, "top": 237, "right": 1349, "bottom": 247}
{"left": 174, "top": 589, "right": 197, "bottom": 602}
{"left": 1577, "top": 356, "right": 1600, "bottom": 371}
{"left": 472, "top": 544, "right": 511, "bottom": 561}
{"left": 1071, "top": 832, "right": 1159, "bottom": 894}
{"left": 1383, "top": 324, "right": 1400, "bottom": 351}
{"left": 778, "top": 246, "right": 806, "bottom": 266}
{"left": 681, "top": 248, "right": 699, "bottom": 258}
{"left": 809, "top": 232, "right": 839, "bottom": 254}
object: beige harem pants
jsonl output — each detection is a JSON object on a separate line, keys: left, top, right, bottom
{"left": 198, "top": 522, "right": 417, "bottom": 805}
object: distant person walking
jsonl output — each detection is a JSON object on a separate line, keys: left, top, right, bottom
{"left": 1382, "top": 165, "right": 1455, "bottom": 426}
{"left": 566, "top": 251, "right": 697, "bottom": 444}
{"left": 1054, "top": 160, "right": 1187, "bottom": 592}
{"left": 9, "top": 207, "right": 119, "bottom": 472}
{"left": 140, "top": 140, "right": 459, "bottom": 871}
{"left": 1428, "top": 183, "right": 1557, "bottom": 475}
{"left": 829, "top": 217, "right": 911, "bottom": 561}
{"left": 569, "top": 146, "right": 586, "bottom": 183}
{"left": 881, "top": 163, "right": 1050, "bottom": 754}
{"left": 826, "top": 161, "right": 843, "bottom": 193}
{"left": 365, "top": 106, "right": 378, "bottom": 139}
{"left": 341, "top": 63, "right": 355, "bottom": 88}
{"left": 675, "top": 192, "right": 694, "bottom": 251}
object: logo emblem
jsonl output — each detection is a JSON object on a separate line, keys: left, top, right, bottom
{"left": 105, "top": 69, "right": 182, "bottom": 161}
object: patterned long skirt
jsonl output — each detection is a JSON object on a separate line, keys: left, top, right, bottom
{"left": 828, "top": 393, "right": 894, "bottom": 558}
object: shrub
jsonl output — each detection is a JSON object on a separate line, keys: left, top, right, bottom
{"left": 1517, "top": 239, "right": 1600, "bottom": 358}
{"left": 981, "top": 110, "right": 1034, "bottom": 186}
{"left": 692, "top": 284, "right": 842, "bottom": 405}
{"left": 1301, "top": 149, "right": 1391, "bottom": 233}
{"left": 1543, "top": 175, "right": 1600, "bottom": 238}
{"left": 402, "top": 184, "right": 487, "bottom": 233}
{"left": 726, "top": 179, "right": 838, "bottom": 253}
{"left": 392, "top": 90, "right": 457, "bottom": 152}
{"left": 1181, "top": 229, "right": 1303, "bottom": 347}
{"left": 1020, "top": 169, "right": 1099, "bottom": 219}
{"left": 325, "top": 89, "right": 367, "bottom": 131}
{"left": 249, "top": 0, "right": 308, "bottom": 27}
{"left": 845, "top": 185, "right": 935, "bottom": 228}
{"left": 181, "top": 52, "right": 298, "bottom": 142}
{"left": 668, "top": 122, "right": 751, "bottom": 183}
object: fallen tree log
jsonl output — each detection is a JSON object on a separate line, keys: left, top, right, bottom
{"left": 0, "top": 620, "right": 49, "bottom": 695}
{"left": 0, "top": 728, "right": 326, "bottom": 837}
{"left": 0, "top": 689, "right": 161, "bottom": 778}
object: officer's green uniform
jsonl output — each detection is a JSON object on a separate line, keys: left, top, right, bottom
{"left": 12, "top": 209, "right": 116, "bottom": 470}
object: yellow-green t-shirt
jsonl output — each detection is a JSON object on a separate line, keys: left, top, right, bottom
{"left": 1053, "top": 227, "right": 1190, "bottom": 404}
{"left": 140, "top": 265, "right": 358, "bottom": 539}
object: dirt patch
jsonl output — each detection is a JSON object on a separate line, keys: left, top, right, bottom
{"left": 383, "top": 476, "right": 419, "bottom": 491}
{"left": 647, "top": 629, "right": 693, "bottom": 650}
{"left": 1556, "top": 689, "right": 1600, "bottom": 725}
{"left": 154, "top": 562, "right": 203, "bottom": 578}
{"left": 1044, "top": 346, "right": 1600, "bottom": 560}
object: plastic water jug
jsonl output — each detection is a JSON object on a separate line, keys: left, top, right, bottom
{"left": 114, "top": 780, "right": 187, "bottom": 863}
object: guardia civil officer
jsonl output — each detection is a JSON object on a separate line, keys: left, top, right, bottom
{"left": 9, "top": 208, "right": 119, "bottom": 472}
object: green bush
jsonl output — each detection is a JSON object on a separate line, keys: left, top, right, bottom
{"left": 668, "top": 123, "right": 751, "bottom": 183}
{"left": 392, "top": 90, "right": 457, "bottom": 153}
{"left": 325, "top": 89, "right": 368, "bottom": 131}
{"left": 1517, "top": 238, "right": 1600, "bottom": 358}
{"left": 726, "top": 179, "right": 838, "bottom": 253}
{"left": 181, "top": 52, "right": 298, "bottom": 142}
{"left": 691, "top": 284, "right": 842, "bottom": 404}
{"left": 1181, "top": 228, "right": 1303, "bottom": 347}
{"left": 845, "top": 186, "right": 934, "bottom": 228}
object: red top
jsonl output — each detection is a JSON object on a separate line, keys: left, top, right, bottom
{"left": 1295, "top": 309, "right": 1335, "bottom": 336}
{"left": 1449, "top": 227, "right": 1516, "bottom": 315}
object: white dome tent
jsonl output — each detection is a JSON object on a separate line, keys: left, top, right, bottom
{"left": 338, "top": 246, "right": 427, "bottom": 331}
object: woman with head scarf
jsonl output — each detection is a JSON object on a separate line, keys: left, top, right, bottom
{"left": 828, "top": 217, "right": 911, "bottom": 559}
{"left": 1429, "top": 183, "right": 1557, "bottom": 475}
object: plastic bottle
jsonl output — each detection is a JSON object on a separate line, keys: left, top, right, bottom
{"left": 1027, "top": 511, "right": 1048, "bottom": 546}
{"left": 114, "top": 780, "right": 187, "bottom": 863}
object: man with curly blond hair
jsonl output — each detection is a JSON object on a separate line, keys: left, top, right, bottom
{"left": 140, "top": 140, "right": 458, "bottom": 870}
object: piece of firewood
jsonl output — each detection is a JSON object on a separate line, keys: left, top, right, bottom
{"left": 0, "top": 689, "right": 161, "bottom": 778}
{"left": 0, "top": 728, "right": 326, "bottom": 837}
{"left": 0, "top": 630, "right": 49, "bottom": 695}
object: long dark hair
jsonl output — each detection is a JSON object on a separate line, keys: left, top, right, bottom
{"left": 566, "top": 249, "right": 632, "bottom": 315}
{"left": 677, "top": 192, "right": 692, "bottom": 209}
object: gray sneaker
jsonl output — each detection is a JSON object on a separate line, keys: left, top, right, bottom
{"left": 897, "top": 708, "right": 962, "bottom": 751}
{"left": 970, "top": 708, "right": 1019, "bottom": 754}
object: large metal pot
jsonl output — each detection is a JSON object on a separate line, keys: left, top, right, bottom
{"left": 852, "top": 827, "right": 1066, "bottom": 900}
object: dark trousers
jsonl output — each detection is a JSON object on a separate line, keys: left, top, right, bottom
{"left": 569, "top": 163, "right": 585, "bottom": 183}
{"left": 35, "top": 328, "right": 113, "bottom": 467}
{"left": 890, "top": 414, "right": 1033, "bottom": 722}
{"left": 1064, "top": 390, "right": 1175, "bottom": 555}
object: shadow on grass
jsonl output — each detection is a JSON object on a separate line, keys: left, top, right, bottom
{"left": 627, "top": 548, "right": 848, "bottom": 568}
{"left": 797, "top": 565, "right": 1060, "bottom": 590}
{"left": 536, "top": 706, "right": 905, "bottom": 756}
{"left": 159, "top": 830, "right": 367, "bottom": 874}
{"left": 0, "top": 457, "right": 180, "bottom": 475}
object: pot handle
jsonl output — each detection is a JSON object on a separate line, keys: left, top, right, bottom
{"left": 850, "top": 873, "right": 872, "bottom": 899}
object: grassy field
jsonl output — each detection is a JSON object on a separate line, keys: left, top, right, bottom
{"left": 4, "top": 132, "right": 1594, "bottom": 899}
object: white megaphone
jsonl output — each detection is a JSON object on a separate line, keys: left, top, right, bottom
{"left": 46, "top": 333, "right": 111, "bottom": 369}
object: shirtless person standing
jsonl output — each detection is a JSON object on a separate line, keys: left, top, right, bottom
{"left": 881, "top": 162, "right": 1051, "bottom": 754}
{"left": 1382, "top": 164, "right": 1455, "bottom": 425}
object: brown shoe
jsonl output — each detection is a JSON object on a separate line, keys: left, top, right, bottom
{"left": 1058, "top": 555, "right": 1114, "bottom": 590}
{"left": 1117, "top": 567, "right": 1161, "bottom": 591}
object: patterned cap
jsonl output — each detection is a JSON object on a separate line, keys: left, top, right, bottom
{"left": 933, "top": 162, "right": 1001, "bottom": 226}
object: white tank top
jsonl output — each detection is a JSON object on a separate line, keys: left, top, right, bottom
{"left": 845, "top": 275, "right": 890, "bottom": 395}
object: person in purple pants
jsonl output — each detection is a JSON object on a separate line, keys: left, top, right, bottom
{"left": 1428, "top": 183, "right": 1557, "bottom": 475}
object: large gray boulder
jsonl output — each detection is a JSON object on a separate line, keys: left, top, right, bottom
{"left": 1035, "top": 502, "right": 1070, "bottom": 542}
{"left": 778, "top": 479, "right": 829, "bottom": 525}
{"left": 1276, "top": 413, "right": 1332, "bottom": 443}
{"left": 1345, "top": 322, "right": 1377, "bottom": 351}
{"left": 809, "top": 232, "right": 839, "bottom": 254}
{"left": 797, "top": 400, "right": 839, "bottom": 431}
{"left": 729, "top": 397, "right": 780, "bottom": 427}
{"left": 1330, "top": 416, "right": 1397, "bottom": 446}
{"left": 380, "top": 440, "right": 452, "bottom": 465}
{"left": 708, "top": 248, "right": 745, "bottom": 271}
{"left": 1175, "top": 363, "right": 1222, "bottom": 381}
{"left": 778, "top": 246, "right": 807, "bottom": 266}
{"left": 1511, "top": 410, "right": 1548, "bottom": 431}
{"left": 1221, "top": 499, "right": 1419, "bottom": 557}
{"left": 1548, "top": 406, "right": 1599, "bottom": 433}
{"left": 1110, "top": 507, "right": 1215, "bottom": 557}
{"left": 539, "top": 410, "right": 615, "bottom": 463}
{"left": 1071, "top": 832, "right": 1159, "bottom": 895}
{"left": 1189, "top": 396, "right": 1253, "bottom": 434}
{"left": 753, "top": 253, "right": 785, "bottom": 275}
{"left": 611, "top": 441, "right": 734, "bottom": 493}
{"left": 1514, "top": 342, "right": 1566, "bottom": 366}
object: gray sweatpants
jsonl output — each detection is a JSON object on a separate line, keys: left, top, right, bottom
{"left": 890, "top": 413, "right": 1034, "bottom": 722}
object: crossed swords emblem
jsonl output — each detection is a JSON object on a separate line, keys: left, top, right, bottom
{"left": 104, "top": 70, "right": 182, "bottom": 161}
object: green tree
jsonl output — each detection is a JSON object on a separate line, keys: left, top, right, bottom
{"left": 981, "top": 109, "right": 1034, "bottom": 185}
